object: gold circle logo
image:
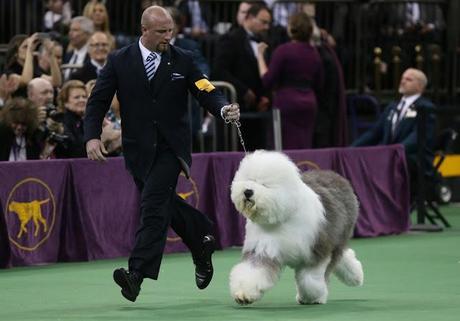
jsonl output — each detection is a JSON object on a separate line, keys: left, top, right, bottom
{"left": 4, "top": 178, "right": 56, "bottom": 251}
{"left": 167, "top": 173, "right": 199, "bottom": 242}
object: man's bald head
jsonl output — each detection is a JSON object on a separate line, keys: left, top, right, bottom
{"left": 27, "top": 78, "right": 54, "bottom": 107}
{"left": 399, "top": 68, "right": 428, "bottom": 96}
{"left": 140, "top": 5, "right": 174, "bottom": 52}
{"left": 141, "top": 6, "right": 172, "bottom": 28}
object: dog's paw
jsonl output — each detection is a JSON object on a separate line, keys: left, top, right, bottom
{"left": 296, "top": 293, "right": 327, "bottom": 305}
{"left": 233, "top": 290, "right": 261, "bottom": 305}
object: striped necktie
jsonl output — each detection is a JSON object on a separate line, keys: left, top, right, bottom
{"left": 145, "top": 52, "right": 158, "bottom": 80}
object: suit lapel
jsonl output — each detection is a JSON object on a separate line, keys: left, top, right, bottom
{"left": 151, "top": 48, "right": 172, "bottom": 97}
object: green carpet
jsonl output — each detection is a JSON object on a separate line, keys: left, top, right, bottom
{"left": 1, "top": 205, "right": 459, "bottom": 321}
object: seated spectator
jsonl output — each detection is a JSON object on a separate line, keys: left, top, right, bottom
{"left": 27, "top": 77, "right": 67, "bottom": 159}
{"left": 256, "top": 12, "right": 323, "bottom": 149}
{"left": 27, "top": 78, "right": 54, "bottom": 127}
{"left": 0, "top": 73, "right": 20, "bottom": 108}
{"left": 35, "top": 38, "right": 63, "bottom": 87}
{"left": 55, "top": 80, "right": 88, "bottom": 158}
{"left": 70, "top": 31, "right": 111, "bottom": 83}
{"left": 0, "top": 97, "right": 44, "bottom": 161}
{"left": 4, "top": 34, "right": 29, "bottom": 78}
{"left": 352, "top": 68, "right": 436, "bottom": 195}
{"left": 83, "top": 0, "right": 115, "bottom": 49}
{"left": 63, "top": 16, "right": 94, "bottom": 81}
{"left": 43, "top": 0, "right": 72, "bottom": 33}
{"left": 6, "top": 33, "right": 62, "bottom": 89}
{"left": 177, "top": 0, "right": 212, "bottom": 39}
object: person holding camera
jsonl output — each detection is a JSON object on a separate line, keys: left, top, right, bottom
{"left": 25, "top": 77, "right": 68, "bottom": 159}
{"left": 0, "top": 97, "right": 45, "bottom": 161}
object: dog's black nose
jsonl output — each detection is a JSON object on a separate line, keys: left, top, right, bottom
{"left": 244, "top": 189, "right": 254, "bottom": 199}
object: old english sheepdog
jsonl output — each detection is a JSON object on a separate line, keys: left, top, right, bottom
{"left": 229, "top": 150, "right": 363, "bottom": 305}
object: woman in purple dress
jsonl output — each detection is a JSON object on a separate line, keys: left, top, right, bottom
{"left": 257, "top": 12, "right": 323, "bottom": 149}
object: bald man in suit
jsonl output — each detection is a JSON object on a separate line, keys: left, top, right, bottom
{"left": 84, "top": 6, "right": 240, "bottom": 302}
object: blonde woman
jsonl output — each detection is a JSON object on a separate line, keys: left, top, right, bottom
{"left": 83, "top": 1, "right": 115, "bottom": 49}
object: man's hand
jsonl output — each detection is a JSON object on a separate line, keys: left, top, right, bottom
{"left": 222, "top": 103, "right": 240, "bottom": 122}
{"left": 37, "top": 105, "right": 47, "bottom": 123}
{"left": 86, "top": 138, "right": 108, "bottom": 162}
{"left": 243, "top": 89, "right": 256, "bottom": 108}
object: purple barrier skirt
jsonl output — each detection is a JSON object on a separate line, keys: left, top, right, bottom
{"left": 0, "top": 146, "right": 410, "bottom": 267}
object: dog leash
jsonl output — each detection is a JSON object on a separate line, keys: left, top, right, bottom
{"left": 224, "top": 104, "right": 247, "bottom": 154}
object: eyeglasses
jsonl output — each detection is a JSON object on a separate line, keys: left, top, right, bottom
{"left": 90, "top": 43, "right": 109, "bottom": 49}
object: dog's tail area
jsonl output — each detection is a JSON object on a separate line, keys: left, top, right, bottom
{"left": 333, "top": 248, "right": 363, "bottom": 287}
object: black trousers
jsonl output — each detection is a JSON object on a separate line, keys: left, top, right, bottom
{"left": 128, "top": 145, "right": 213, "bottom": 280}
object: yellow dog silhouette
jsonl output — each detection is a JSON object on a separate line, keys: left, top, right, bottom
{"left": 8, "top": 199, "right": 49, "bottom": 238}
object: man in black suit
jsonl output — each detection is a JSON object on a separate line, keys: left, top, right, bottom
{"left": 84, "top": 6, "right": 240, "bottom": 302}
{"left": 213, "top": 3, "right": 272, "bottom": 150}
{"left": 352, "top": 68, "right": 436, "bottom": 194}
{"left": 63, "top": 16, "right": 94, "bottom": 81}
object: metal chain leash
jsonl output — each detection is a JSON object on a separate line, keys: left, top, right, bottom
{"left": 224, "top": 104, "right": 247, "bottom": 154}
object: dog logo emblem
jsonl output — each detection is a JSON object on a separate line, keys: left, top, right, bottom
{"left": 5, "top": 178, "right": 56, "bottom": 251}
{"left": 167, "top": 173, "right": 199, "bottom": 242}
{"left": 8, "top": 199, "right": 49, "bottom": 238}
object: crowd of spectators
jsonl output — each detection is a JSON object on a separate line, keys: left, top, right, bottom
{"left": 0, "top": 0, "right": 446, "bottom": 162}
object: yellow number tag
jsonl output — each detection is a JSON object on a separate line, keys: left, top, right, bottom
{"left": 195, "top": 79, "right": 215, "bottom": 92}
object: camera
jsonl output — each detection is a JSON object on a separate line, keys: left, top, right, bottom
{"left": 47, "top": 131, "right": 69, "bottom": 147}
{"left": 45, "top": 103, "right": 65, "bottom": 122}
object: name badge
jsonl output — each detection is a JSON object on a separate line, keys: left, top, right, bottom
{"left": 405, "top": 109, "right": 417, "bottom": 118}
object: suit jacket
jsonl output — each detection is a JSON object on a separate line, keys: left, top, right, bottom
{"left": 352, "top": 96, "right": 436, "bottom": 171}
{"left": 63, "top": 50, "right": 90, "bottom": 65}
{"left": 84, "top": 42, "right": 228, "bottom": 180}
{"left": 69, "top": 60, "right": 98, "bottom": 83}
{"left": 212, "top": 27, "right": 267, "bottom": 110}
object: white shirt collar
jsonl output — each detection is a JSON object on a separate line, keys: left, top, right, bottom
{"left": 138, "top": 38, "right": 161, "bottom": 63}
{"left": 90, "top": 59, "right": 105, "bottom": 70}
{"left": 74, "top": 45, "right": 88, "bottom": 57}
{"left": 400, "top": 94, "right": 421, "bottom": 110}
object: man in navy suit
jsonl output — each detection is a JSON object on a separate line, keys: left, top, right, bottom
{"left": 213, "top": 3, "right": 272, "bottom": 150}
{"left": 63, "top": 16, "right": 94, "bottom": 81}
{"left": 352, "top": 68, "right": 436, "bottom": 192}
{"left": 84, "top": 6, "right": 240, "bottom": 302}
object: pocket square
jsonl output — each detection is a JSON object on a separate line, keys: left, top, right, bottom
{"left": 171, "top": 72, "right": 185, "bottom": 80}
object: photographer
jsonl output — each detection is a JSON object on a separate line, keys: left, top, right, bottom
{"left": 0, "top": 97, "right": 45, "bottom": 161}
{"left": 26, "top": 77, "right": 67, "bottom": 159}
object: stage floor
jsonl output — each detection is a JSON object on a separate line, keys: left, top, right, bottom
{"left": 1, "top": 205, "right": 459, "bottom": 321}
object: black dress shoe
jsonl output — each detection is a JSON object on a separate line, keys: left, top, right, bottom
{"left": 194, "top": 235, "right": 215, "bottom": 290}
{"left": 113, "top": 268, "right": 143, "bottom": 302}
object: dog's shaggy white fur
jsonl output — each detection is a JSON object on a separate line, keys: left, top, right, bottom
{"left": 230, "top": 150, "right": 363, "bottom": 305}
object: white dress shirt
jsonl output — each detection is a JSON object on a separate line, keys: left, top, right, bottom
{"left": 139, "top": 38, "right": 162, "bottom": 78}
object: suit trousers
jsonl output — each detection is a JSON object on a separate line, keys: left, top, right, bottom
{"left": 128, "top": 144, "right": 213, "bottom": 280}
